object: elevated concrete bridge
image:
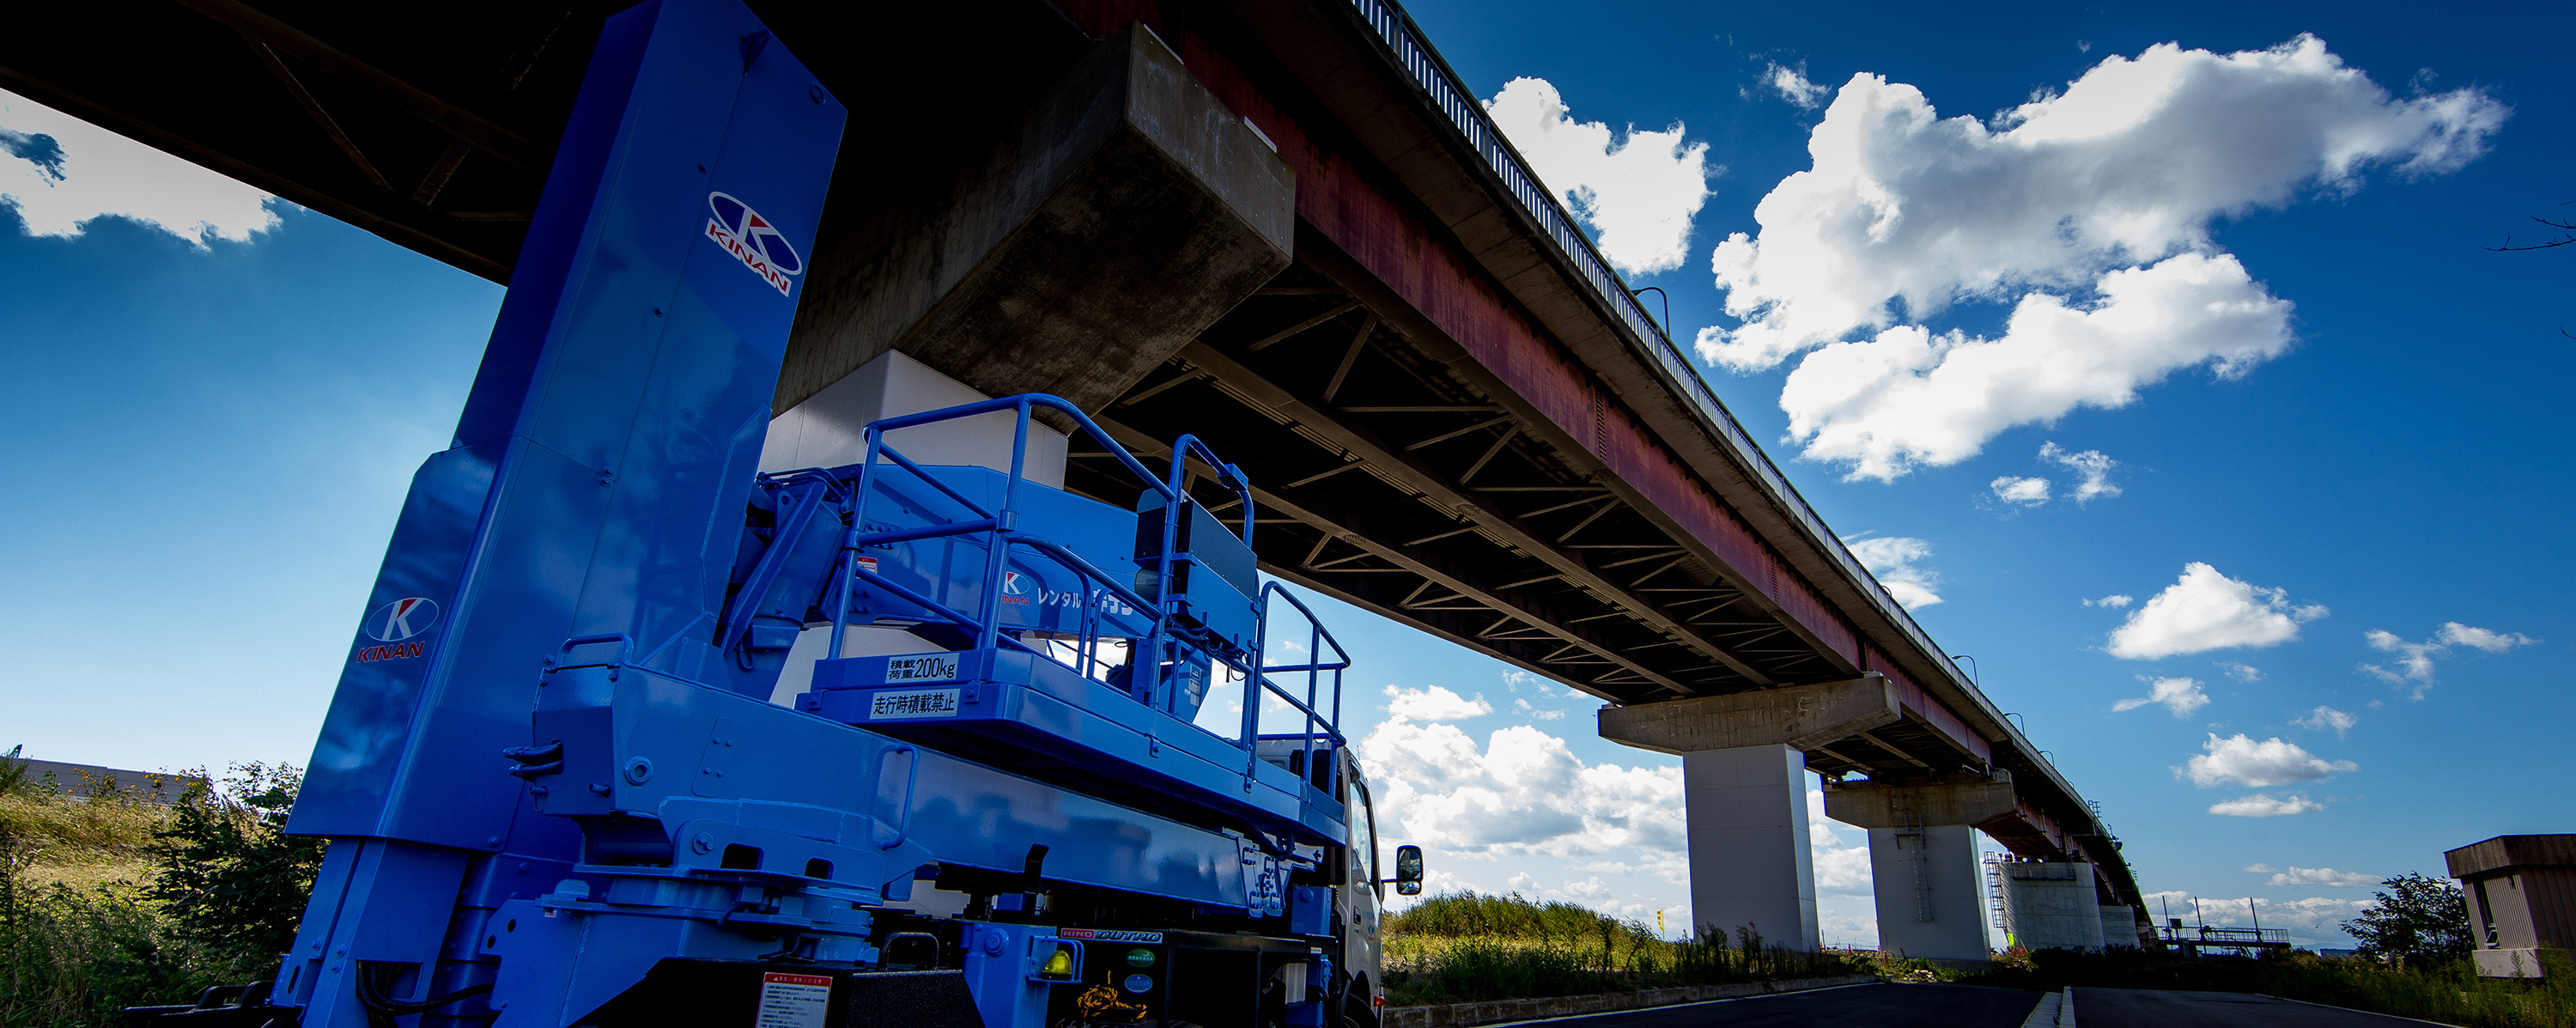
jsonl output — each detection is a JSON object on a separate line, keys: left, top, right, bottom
{"left": 7, "top": 0, "right": 2143, "bottom": 957}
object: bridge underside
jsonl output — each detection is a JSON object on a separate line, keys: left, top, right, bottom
{"left": 1090, "top": 267, "right": 1988, "bottom": 781}
{"left": 1092, "top": 262, "right": 1850, "bottom": 703}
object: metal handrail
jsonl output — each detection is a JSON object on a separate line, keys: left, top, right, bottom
{"left": 829, "top": 398, "right": 1352, "bottom": 760}
{"left": 2160, "top": 925, "right": 2290, "bottom": 943}
{"left": 1336, "top": 0, "right": 1982, "bottom": 709}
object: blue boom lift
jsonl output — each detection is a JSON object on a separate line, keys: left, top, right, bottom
{"left": 128, "top": 1, "right": 1422, "bottom": 1025}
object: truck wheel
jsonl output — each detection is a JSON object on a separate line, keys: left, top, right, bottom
{"left": 1340, "top": 993, "right": 1379, "bottom": 1028}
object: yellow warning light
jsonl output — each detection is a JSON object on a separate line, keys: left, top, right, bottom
{"left": 1040, "top": 946, "right": 1076, "bottom": 981}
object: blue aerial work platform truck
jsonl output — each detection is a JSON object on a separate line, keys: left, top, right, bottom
{"left": 128, "top": 2, "right": 1421, "bottom": 1025}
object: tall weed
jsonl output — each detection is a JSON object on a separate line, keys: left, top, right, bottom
{"left": 0, "top": 763, "right": 319, "bottom": 1028}
{"left": 1383, "top": 891, "right": 1866, "bottom": 1006}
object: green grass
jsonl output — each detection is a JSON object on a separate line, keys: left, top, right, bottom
{"left": 1381, "top": 891, "right": 1876, "bottom": 1007}
{"left": 0, "top": 764, "right": 315, "bottom": 1028}
{"left": 1963, "top": 946, "right": 2576, "bottom": 1028}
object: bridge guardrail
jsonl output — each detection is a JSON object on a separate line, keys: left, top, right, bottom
{"left": 1339, "top": 0, "right": 1987, "bottom": 715}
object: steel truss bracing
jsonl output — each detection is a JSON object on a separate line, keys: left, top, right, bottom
{"left": 1074, "top": 271, "right": 1952, "bottom": 763}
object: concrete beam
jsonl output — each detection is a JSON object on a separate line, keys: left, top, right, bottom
{"left": 1599, "top": 676, "right": 1898, "bottom": 757}
{"left": 1981, "top": 795, "right": 2078, "bottom": 860}
{"left": 1822, "top": 774, "right": 2020, "bottom": 831}
{"left": 781, "top": 23, "right": 1292, "bottom": 417}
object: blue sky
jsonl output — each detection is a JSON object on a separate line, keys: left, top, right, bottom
{"left": 3, "top": 0, "right": 2569, "bottom": 950}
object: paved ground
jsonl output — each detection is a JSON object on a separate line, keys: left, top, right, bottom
{"left": 1515, "top": 983, "right": 2042, "bottom": 1026}
{"left": 1479, "top": 982, "right": 2445, "bottom": 1027}
{"left": 2073, "top": 988, "right": 2442, "bottom": 1027}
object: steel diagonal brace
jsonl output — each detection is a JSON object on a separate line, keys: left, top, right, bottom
{"left": 714, "top": 477, "right": 836, "bottom": 662}
{"left": 1097, "top": 417, "right": 1695, "bottom": 697}
{"left": 1171, "top": 341, "right": 1777, "bottom": 687}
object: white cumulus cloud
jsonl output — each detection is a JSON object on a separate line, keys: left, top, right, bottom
{"left": 2113, "top": 676, "right": 2210, "bottom": 717}
{"left": 2182, "top": 733, "right": 2356, "bottom": 788}
{"left": 1990, "top": 476, "right": 2052, "bottom": 506}
{"left": 2085, "top": 593, "right": 2134, "bottom": 609}
{"left": 2041, "top": 442, "right": 2123, "bottom": 502}
{"left": 1844, "top": 535, "right": 1941, "bottom": 609}
{"left": 2249, "top": 864, "right": 2379, "bottom": 887}
{"left": 1768, "top": 253, "right": 2293, "bottom": 479}
{"left": 2360, "top": 622, "right": 2539, "bottom": 697}
{"left": 0, "top": 88, "right": 277, "bottom": 245}
{"left": 1760, "top": 62, "right": 1830, "bottom": 109}
{"left": 2210, "top": 794, "right": 2328, "bottom": 818}
{"left": 2437, "top": 622, "right": 2540, "bottom": 653}
{"left": 2108, "top": 563, "right": 2325, "bottom": 659}
{"left": 1486, "top": 77, "right": 1712, "bottom": 277}
{"left": 1806, "top": 787, "right": 1873, "bottom": 894}
{"left": 2293, "top": 705, "right": 2357, "bottom": 739}
{"left": 1383, "top": 684, "right": 1492, "bottom": 722}
{"left": 2220, "top": 662, "right": 2263, "bottom": 682}
{"left": 1513, "top": 697, "right": 1566, "bottom": 721}
{"left": 1813, "top": 841, "right": 1874, "bottom": 894}
{"left": 1358, "top": 721, "right": 1684, "bottom": 861}
{"left": 2251, "top": 896, "right": 2374, "bottom": 938}
{"left": 1692, "top": 37, "right": 2505, "bottom": 478}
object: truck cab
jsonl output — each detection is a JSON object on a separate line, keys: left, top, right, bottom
{"left": 1256, "top": 740, "right": 1409, "bottom": 1025}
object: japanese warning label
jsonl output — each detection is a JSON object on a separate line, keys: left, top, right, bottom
{"left": 869, "top": 687, "right": 962, "bottom": 720}
{"left": 756, "top": 971, "right": 831, "bottom": 1028}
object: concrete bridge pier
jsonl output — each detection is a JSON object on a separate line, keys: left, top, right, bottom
{"left": 1602, "top": 677, "right": 1917, "bottom": 952}
{"left": 1822, "top": 774, "right": 2019, "bottom": 961}
{"left": 1680, "top": 745, "right": 1820, "bottom": 951}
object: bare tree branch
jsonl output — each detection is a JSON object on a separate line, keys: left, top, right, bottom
{"left": 2488, "top": 202, "right": 2576, "bottom": 252}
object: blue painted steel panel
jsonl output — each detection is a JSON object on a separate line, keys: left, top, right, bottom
{"left": 293, "top": 443, "right": 499, "bottom": 837}
{"left": 805, "top": 649, "right": 1348, "bottom": 847}
{"left": 293, "top": 0, "right": 844, "bottom": 847}
{"left": 852, "top": 465, "right": 1154, "bottom": 638}
{"left": 275, "top": 1, "right": 845, "bottom": 1024}
{"left": 581, "top": 676, "right": 1260, "bottom": 909}
{"left": 962, "top": 924, "right": 1058, "bottom": 1028}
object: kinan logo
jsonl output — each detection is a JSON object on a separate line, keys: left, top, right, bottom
{"left": 1000, "top": 571, "right": 1032, "bottom": 606}
{"left": 355, "top": 597, "right": 439, "bottom": 663}
{"left": 705, "top": 192, "right": 802, "bottom": 296}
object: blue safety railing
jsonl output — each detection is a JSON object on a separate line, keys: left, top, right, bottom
{"left": 832, "top": 395, "right": 1168, "bottom": 677}
{"left": 1336, "top": 0, "right": 1990, "bottom": 714}
{"left": 1249, "top": 581, "right": 1352, "bottom": 782}
{"left": 791, "top": 394, "right": 1346, "bottom": 766}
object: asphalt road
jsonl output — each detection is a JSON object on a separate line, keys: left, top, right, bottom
{"left": 2073, "top": 988, "right": 2444, "bottom": 1027}
{"left": 1467, "top": 982, "right": 2446, "bottom": 1027}
{"left": 1508, "top": 983, "right": 2044, "bottom": 1026}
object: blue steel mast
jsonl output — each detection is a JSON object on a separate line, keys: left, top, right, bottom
{"left": 276, "top": 2, "right": 845, "bottom": 1023}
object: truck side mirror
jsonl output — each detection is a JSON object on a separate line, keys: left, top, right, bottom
{"left": 1394, "top": 845, "right": 1424, "bottom": 896}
